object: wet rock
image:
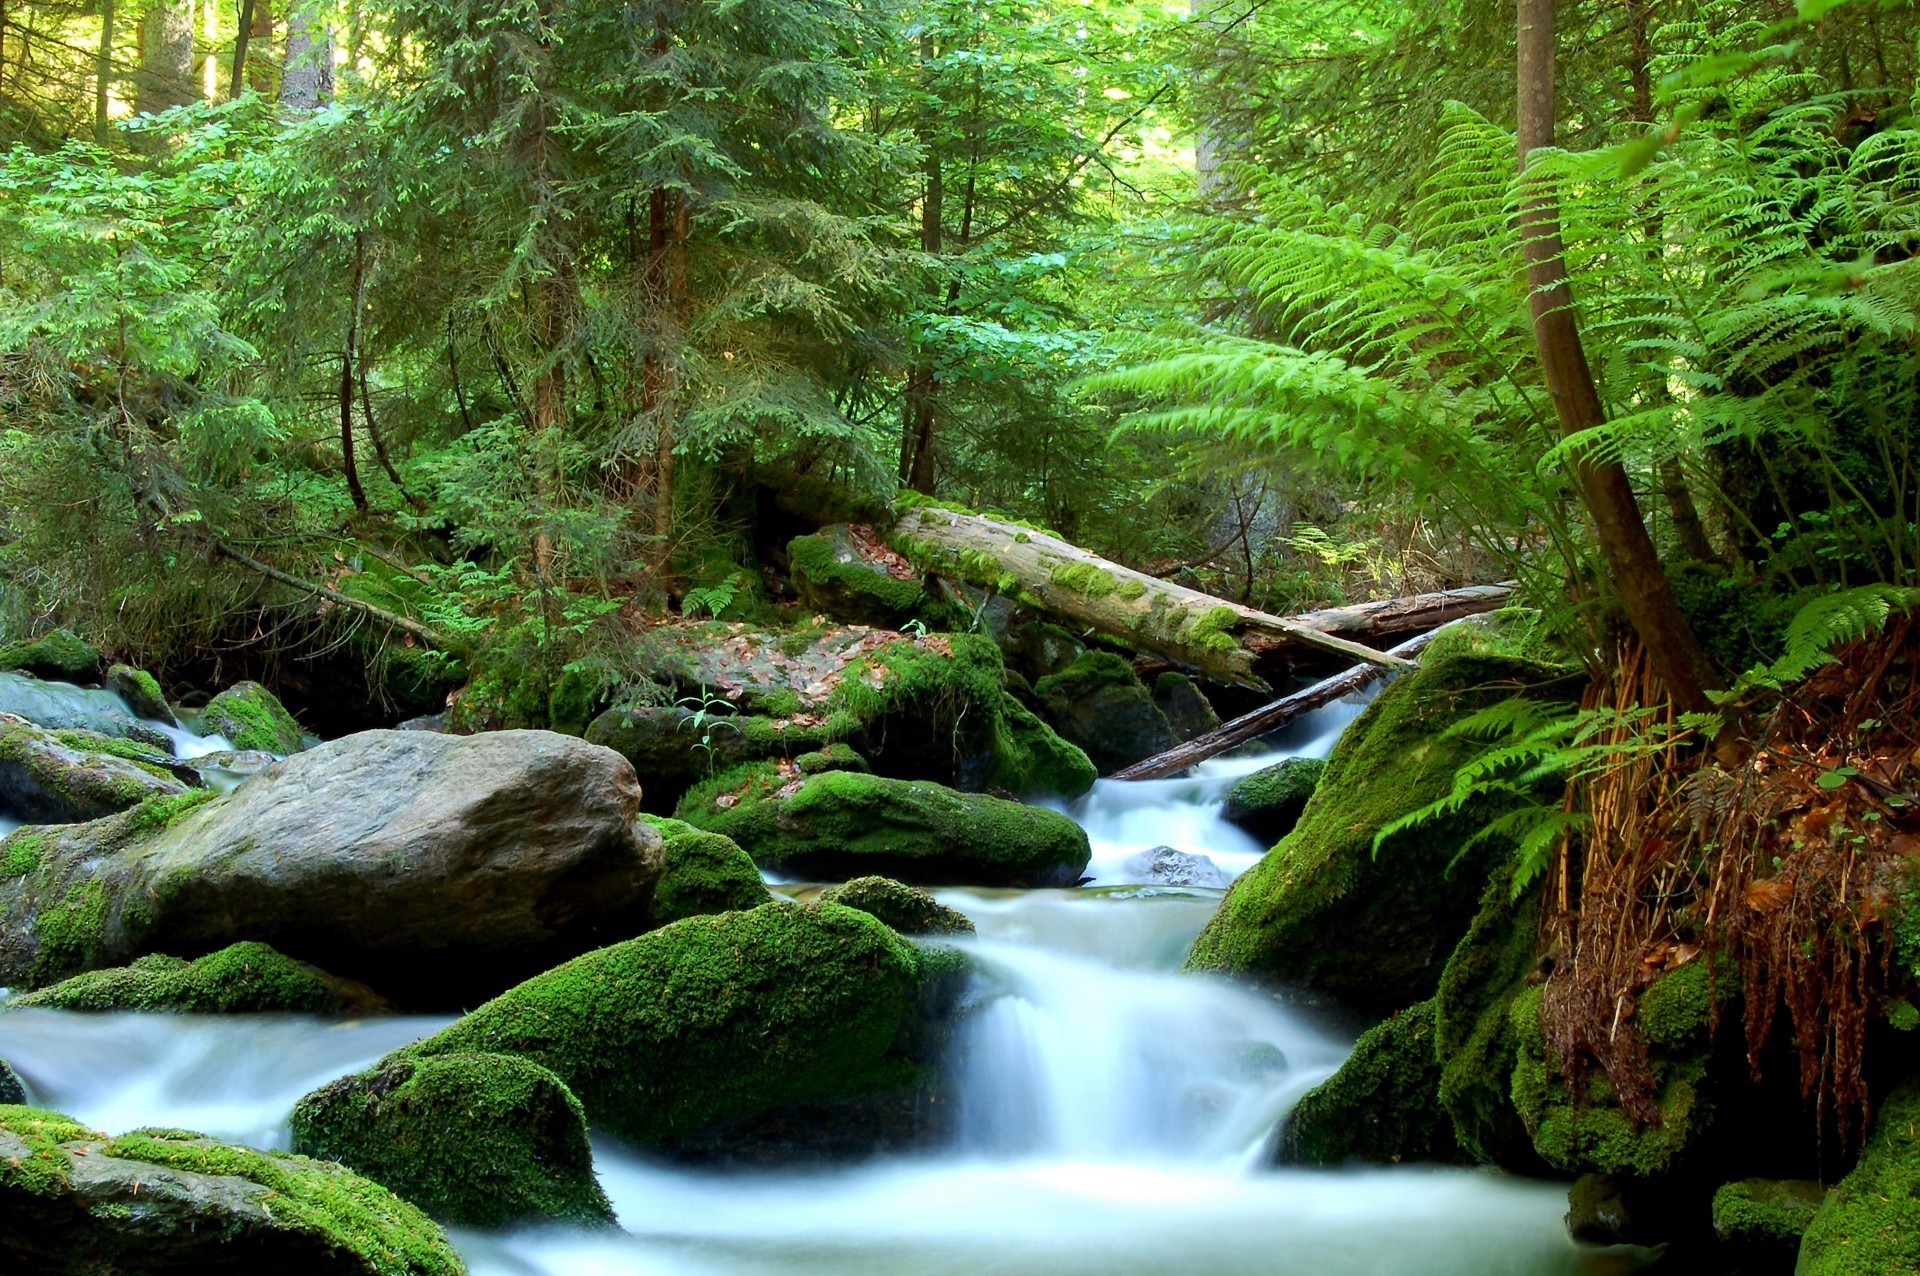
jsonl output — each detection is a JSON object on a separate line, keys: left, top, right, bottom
{"left": 0, "top": 670, "right": 172, "bottom": 745}
{"left": 0, "top": 713, "right": 193, "bottom": 824}
{"left": 292, "top": 1052, "right": 612, "bottom": 1228}
{"left": 0, "top": 1108, "right": 466, "bottom": 1275}
{"left": 1154, "top": 672, "right": 1220, "bottom": 743}
{"left": 1220, "top": 756, "right": 1325, "bottom": 847}
{"left": 395, "top": 712, "right": 450, "bottom": 732}
{"left": 14, "top": 941, "right": 390, "bottom": 1015}
{"left": 198, "top": 680, "right": 305, "bottom": 753}
{"left": 0, "top": 629, "right": 100, "bottom": 681}
{"left": 644, "top": 816, "right": 772, "bottom": 924}
{"left": 821, "top": 876, "right": 975, "bottom": 935}
{"left": 1795, "top": 1079, "right": 1920, "bottom": 1275}
{"left": 1282, "top": 999, "right": 1457, "bottom": 1166}
{"left": 0, "top": 1061, "right": 22, "bottom": 1105}
{"left": 1034, "top": 651, "right": 1176, "bottom": 774}
{"left": 1122, "top": 846, "right": 1228, "bottom": 889}
{"left": 105, "top": 664, "right": 175, "bottom": 725}
{"left": 788, "top": 525, "right": 928, "bottom": 627}
{"left": 0, "top": 729, "right": 665, "bottom": 1006}
{"left": 678, "top": 761, "right": 1090, "bottom": 888}
{"left": 187, "top": 748, "right": 281, "bottom": 792}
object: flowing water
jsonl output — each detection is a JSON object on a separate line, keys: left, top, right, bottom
{"left": 0, "top": 682, "right": 1630, "bottom": 1275}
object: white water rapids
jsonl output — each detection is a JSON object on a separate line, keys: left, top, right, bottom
{"left": 0, "top": 684, "right": 1623, "bottom": 1275}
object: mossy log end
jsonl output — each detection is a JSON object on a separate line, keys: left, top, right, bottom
{"left": 889, "top": 506, "right": 1422, "bottom": 685}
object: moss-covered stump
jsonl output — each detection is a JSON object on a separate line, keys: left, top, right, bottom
{"left": 677, "top": 763, "right": 1091, "bottom": 888}
{"left": 1797, "top": 1081, "right": 1920, "bottom": 1275}
{"left": 644, "top": 815, "right": 772, "bottom": 924}
{"left": 788, "top": 525, "right": 928, "bottom": 627}
{"left": 106, "top": 663, "right": 175, "bottom": 724}
{"left": 1184, "top": 631, "right": 1576, "bottom": 1013}
{"left": 821, "top": 876, "right": 975, "bottom": 936}
{"left": 1154, "top": 672, "right": 1220, "bottom": 743}
{"left": 0, "top": 713, "right": 195, "bottom": 824}
{"left": 1220, "top": 757, "right": 1325, "bottom": 848}
{"left": 1034, "top": 651, "right": 1177, "bottom": 774}
{"left": 0, "top": 1061, "right": 22, "bottom": 1105}
{"left": 0, "top": 1107, "right": 466, "bottom": 1275}
{"left": 1510, "top": 962, "right": 1720, "bottom": 1178}
{"left": 394, "top": 901, "right": 949, "bottom": 1155}
{"left": 13, "top": 941, "right": 390, "bottom": 1015}
{"left": 1712, "top": 1178, "right": 1824, "bottom": 1254}
{"left": 0, "top": 629, "right": 100, "bottom": 681}
{"left": 1281, "top": 999, "right": 1458, "bottom": 1166}
{"left": 199, "top": 680, "right": 305, "bottom": 753}
{"left": 291, "top": 1053, "right": 611, "bottom": 1228}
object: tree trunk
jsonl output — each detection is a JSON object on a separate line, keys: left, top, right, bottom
{"left": 93, "top": 0, "right": 115, "bottom": 140}
{"left": 246, "top": 0, "right": 272, "bottom": 92}
{"left": 339, "top": 234, "right": 369, "bottom": 511}
{"left": 230, "top": 0, "right": 256, "bottom": 96}
{"left": 135, "top": 1, "right": 194, "bottom": 116}
{"left": 1516, "top": 0, "right": 1718, "bottom": 712}
{"left": 900, "top": 34, "right": 944, "bottom": 494}
{"left": 280, "top": 0, "right": 330, "bottom": 109}
{"left": 642, "top": 184, "right": 688, "bottom": 580}
{"left": 891, "top": 505, "right": 1417, "bottom": 684}
{"left": 1244, "top": 582, "right": 1520, "bottom": 652}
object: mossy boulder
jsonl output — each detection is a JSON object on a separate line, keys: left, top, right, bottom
{"left": 291, "top": 1052, "right": 611, "bottom": 1228}
{"left": 820, "top": 876, "right": 975, "bottom": 935}
{"left": 1154, "top": 672, "right": 1220, "bottom": 742}
{"left": 14, "top": 941, "right": 390, "bottom": 1015}
{"left": 1281, "top": 999, "right": 1458, "bottom": 1166}
{"left": 586, "top": 703, "right": 833, "bottom": 813}
{"left": 106, "top": 664, "right": 174, "bottom": 724}
{"left": 644, "top": 815, "right": 772, "bottom": 924}
{"left": 0, "top": 1106, "right": 466, "bottom": 1275}
{"left": 677, "top": 763, "right": 1091, "bottom": 888}
{"left": 1034, "top": 651, "right": 1177, "bottom": 774}
{"left": 1015, "top": 622, "right": 1086, "bottom": 680}
{"left": 0, "top": 629, "right": 100, "bottom": 681}
{"left": 0, "top": 670, "right": 172, "bottom": 745}
{"left": 1798, "top": 1080, "right": 1920, "bottom": 1275}
{"left": 796, "top": 742, "right": 870, "bottom": 774}
{"left": 393, "top": 901, "right": 951, "bottom": 1153}
{"left": 1220, "top": 757, "right": 1325, "bottom": 848}
{"left": 788, "top": 525, "right": 928, "bottom": 627}
{"left": 0, "top": 713, "right": 195, "bottom": 824}
{"left": 1184, "top": 632, "right": 1577, "bottom": 1012}
{"left": 1712, "top": 1178, "right": 1824, "bottom": 1253}
{"left": 0, "top": 730, "right": 664, "bottom": 1006}
{"left": 199, "top": 680, "right": 305, "bottom": 753}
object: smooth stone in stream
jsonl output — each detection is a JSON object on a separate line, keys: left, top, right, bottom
{"left": 0, "top": 729, "right": 664, "bottom": 1006}
{"left": 105, "top": 663, "right": 176, "bottom": 725}
{"left": 0, "top": 670, "right": 172, "bottom": 746}
{"left": 1122, "top": 845, "right": 1228, "bottom": 889}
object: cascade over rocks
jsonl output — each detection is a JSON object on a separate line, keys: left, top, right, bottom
{"left": 0, "top": 729, "right": 664, "bottom": 1006}
{"left": 0, "top": 1107, "right": 466, "bottom": 1276}
{"left": 677, "top": 759, "right": 1091, "bottom": 888}
{"left": 0, "top": 714, "right": 195, "bottom": 823}
{"left": 0, "top": 670, "right": 172, "bottom": 745}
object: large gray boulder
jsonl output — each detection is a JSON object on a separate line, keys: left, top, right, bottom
{"left": 0, "top": 729, "right": 664, "bottom": 1006}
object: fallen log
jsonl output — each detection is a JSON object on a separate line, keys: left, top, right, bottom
{"left": 890, "top": 505, "right": 1417, "bottom": 686}
{"left": 1109, "top": 627, "right": 1448, "bottom": 780}
{"left": 1250, "top": 583, "right": 1519, "bottom": 649}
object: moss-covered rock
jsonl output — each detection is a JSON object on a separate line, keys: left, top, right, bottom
{"left": 820, "top": 876, "right": 975, "bottom": 936}
{"left": 796, "top": 742, "right": 870, "bottom": 774}
{"left": 1034, "top": 651, "right": 1176, "bottom": 774}
{"left": 788, "top": 526, "right": 928, "bottom": 627}
{"left": 0, "top": 1106, "right": 466, "bottom": 1275}
{"left": 291, "top": 1052, "right": 611, "bottom": 1228}
{"left": 1433, "top": 869, "right": 1546, "bottom": 1167}
{"left": 106, "top": 664, "right": 175, "bottom": 724}
{"left": 643, "top": 816, "right": 772, "bottom": 924}
{"left": 13, "top": 941, "right": 390, "bottom": 1015}
{"left": 0, "top": 1061, "right": 22, "bottom": 1105}
{"left": 1511, "top": 961, "right": 1720, "bottom": 1177}
{"left": 1185, "top": 630, "right": 1577, "bottom": 1012}
{"left": 199, "top": 681, "right": 305, "bottom": 753}
{"left": 1798, "top": 1080, "right": 1920, "bottom": 1275}
{"left": 394, "top": 901, "right": 946, "bottom": 1151}
{"left": 1015, "top": 622, "right": 1086, "bottom": 680}
{"left": 0, "top": 629, "right": 100, "bottom": 681}
{"left": 0, "top": 713, "right": 194, "bottom": 824}
{"left": 585, "top": 703, "right": 834, "bottom": 813}
{"left": 1153, "top": 672, "right": 1220, "bottom": 743}
{"left": 1711, "top": 1178, "right": 1824, "bottom": 1251}
{"left": 677, "top": 763, "right": 1090, "bottom": 888}
{"left": 1220, "top": 757, "right": 1325, "bottom": 848}
{"left": 1282, "top": 999, "right": 1458, "bottom": 1166}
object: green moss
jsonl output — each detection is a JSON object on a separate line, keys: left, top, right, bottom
{"left": 124, "top": 786, "right": 219, "bottom": 836}
{"left": 0, "top": 629, "right": 100, "bottom": 680}
{"left": 14, "top": 941, "right": 363, "bottom": 1014}
{"left": 795, "top": 742, "right": 870, "bottom": 774}
{"left": 648, "top": 824, "right": 772, "bottom": 924}
{"left": 1711, "top": 1178, "right": 1825, "bottom": 1248}
{"left": 1798, "top": 1080, "right": 1920, "bottom": 1275}
{"left": 96, "top": 1130, "right": 465, "bottom": 1275}
{"left": 789, "top": 532, "right": 926, "bottom": 622}
{"left": 1221, "top": 757, "right": 1325, "bottom": 846}
{"left": 49, "top": 730, "right": 173, "bottom": 769}
{"left": 1117, "top": 578, "right": 1147, "bottom": 601}
{"left": 1, "top": 830, "right": 45, "bottom": 878}
{"left": 820, "top": 876, "right": 975, "bottom": 936}
{"left": 1048, "top": 560, "right": 1122, "bottom": 597}
{"left": 291, "top": 1052, "right": 612, "bottom": 1227}
{"left": 1284, "top": 999, "right": 1458, "bottom": 1165}
{"left": 0, "top": 1106, "right": 100, "bottom": 1199}
{"left": 1434, "top": 868, "right": 1544, "bottom": 1165}
{"left": 199, "top": 681, "right": 304, "bottom": 753}
{"left": 106, "top": 664, "right": 172, "bottom": 722}
{"left": 676, "top": 764, "right": 1090, "bottom": 888}
{"left": 30, "top": 879, "right": 110, "bottom": 987}
{"left": 395, "top": 901, "right": 931, "bottom": 1146}
{"left": 1183, "top": 604, "right": 1244, "bottom": 653}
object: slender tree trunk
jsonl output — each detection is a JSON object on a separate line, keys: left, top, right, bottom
{"left": 246, "top": 0, "right": 271, "bottom": 92}
{"left": 135, "top": 1, "right": 194, "bottom": 116}
{"left": 93, "top": 0, "right": 115, "bottom": 140}
{"left": 230, "top": 0, "right": 255, "bottom": 95}
{"left": 280, "top": 0, "right": 330, "bottom": 109}
{"left": 339, "top": 234, "right": 369, "bottom": 511}
{"left": 900, "top": 34, "right": 943, "bottom": 493}
{"left": 1516, "top": 0, "right": 1718, "bottom": 711}
{"left": 642, "top": 186, "right": 687, "bottom": 574}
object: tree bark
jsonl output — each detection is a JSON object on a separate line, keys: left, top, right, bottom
{"left": 280, "top": 0, "right": 331, "bottom": 109}
{"left": 1244, "top": 583, "right": 1520, "bottom": 651}
{"left": 246, "top": 0, "right": 272, "bottom": 92}
{"left": 900, "top": 33, "right": 943, "bottom": 494}
{"left": 230, "top": 0, "right": 256, "bottom": 96}
{"left": 1112, "top": 627, "right": 1451, "bottom": 780}
{"left": 135, "top": 1, "right": 194, "bottom": 116}
{"left": 642, "top": 184, "right": 688, "bottom": 579}
{"left": 891, "top": 505, "right": 1417, "bottom": 684}
{"left": 340, "top": 234, "right": 369, "bottom": 511}
{"left": 1516, "top": 0, "right": 1718, "bottom": 712}
{"left": 93, "top": 0, "right": 115, "bottom": 140}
